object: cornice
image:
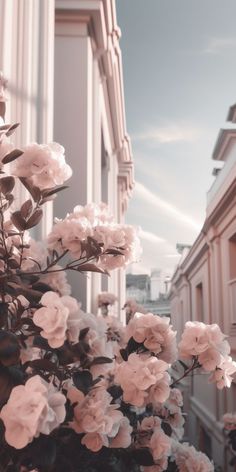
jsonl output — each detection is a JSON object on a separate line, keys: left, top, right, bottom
{"left": 227, "top": 103, "right": 236, "bottom": 123}
{"left": 55, "top": 0, "right": 133, "bottom": 200}
{"left": 212, "top": 128, "right": 236, "bottom": 161}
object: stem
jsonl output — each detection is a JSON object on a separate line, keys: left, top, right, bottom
{"left": 170, "top": 359, "right": 199, "bottom": 387}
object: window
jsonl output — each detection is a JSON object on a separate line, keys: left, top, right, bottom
{"left": 196, "top": 283, "right": 204, "bottom": 322}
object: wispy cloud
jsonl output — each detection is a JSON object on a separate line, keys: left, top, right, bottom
{"left": 135, "top": 181, "right": 202, "bottom": 232}
{"left": 202, "top": 37, "right": 236, "bottom": 55}
{"left": 139, "top": 229, "right": 165, "bottom": 245}
{"left": 132, "top": 124, "right": 200, "bottom": 144}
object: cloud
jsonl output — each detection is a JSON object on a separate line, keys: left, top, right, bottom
{"left": 203, "top": 37, "right": 236, "bottom": 55}
{"left": 135, "top": 181, "right": 202, "bottom": 232}
{"left": 139, "top": 229, "right": 165, "bottom": 245}
{"left": 132, "top": 124, "right": 200, "bottom": 144}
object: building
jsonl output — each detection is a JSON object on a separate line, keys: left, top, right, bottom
{"left": 0, "top": 0, "right": 133, "bottom": 320}
{"left": 126, "top": 271, "right": 171, "bottom": 317}
{"left": 169, "top": 103, "right": 236, "bottom": 471}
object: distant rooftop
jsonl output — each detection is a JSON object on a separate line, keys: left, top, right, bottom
{"left": 212, "top": 128, "right": 236, "bottom": 161}
{"left": 227, "top": 103, "right": 236, "bottom": 123}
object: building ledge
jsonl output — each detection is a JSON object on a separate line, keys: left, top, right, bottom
{"left": 212, "top": 128, "right": 236, "bottom": 161}
{"left": 227, "top": 103, "right": 236, "bottom": 123}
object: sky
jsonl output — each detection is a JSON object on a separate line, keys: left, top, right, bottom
{"left": 116, "top": 0, "right": 236, "bottom": 277}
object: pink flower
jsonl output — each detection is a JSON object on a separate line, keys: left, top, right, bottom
{"left": 69, "top": 384, "right": 131, "bottom": 451}
{"left": 12, "top": 142, "right": 72, "bottom": 189}
{"left": 110, "top": 417, "right": 133, "bottom": 448}
{"left": 114, "top": 353, "right": 170, "bottom": 407}
{"left": 172, "top": 440, "right": 214, "bottom": 471}
{"left": 125, "top": 312, "right": 177, "bottom": 363}
{"left": 81, "top": 432, "right": 107, "bottom": 451}
{"left": 150, "top": 428, "right": 171, "bottom": 461}
{"left": 33, "top": 292, "right": 80, "bottom": 348}
{"left": 47, "top": 216, "right": 92, "bottom": 258}
{"left": 40, "top": 266, "right": 71, "bottom": 296}
{"left": 97, "top": 292, "right": 117, "bottom": 307}
{"left": 178, "top": 322, "right": 210, "bottom": 358}
{"left": 223, "top": 413, "right": 236, "bottom": 430}
{"left": 209, "top": 356, "right": 236, "bottom": 389}
{"left": 0, "top": 376, "right": 66, "bottom": 449}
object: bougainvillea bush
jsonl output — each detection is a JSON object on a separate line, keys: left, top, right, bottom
{"left": 0, "top": 113, "right": 236, "bottom": 470}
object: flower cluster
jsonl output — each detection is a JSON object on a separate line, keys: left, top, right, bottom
{"left": 47, "top": 203, "right": 141, "bottom": 270}
{"left": 115, "top": 352, "right": 170, "bottom": 407}
{"left": 178, "top": 321, "right": 236, "bottom": 389}
{"left": 0, "top": 375, "right": 66, "bottom": 449}
{"left": 126, "top": 312, "right": 177, "bottom": 363}
{"left": 0, "top": 116, "right": 234, "bottom": 472}
{"left": 97, "top": 291, "right": 118, "bottom": 307}
{"left": 68, "top": 383, "right": 132, "bottom": 452}
{"left": 138, "top": 416, "right": 171, "bottom": 471}
{"left": 171, "top": 440, "right": 214, "bottom": 471}
{"left": 12, "top": 142, "right": 72, "bottom": 190}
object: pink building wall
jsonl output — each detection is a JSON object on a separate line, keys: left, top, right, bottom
{"left": 170, "top": 108, "right": 236, "bottom": 470}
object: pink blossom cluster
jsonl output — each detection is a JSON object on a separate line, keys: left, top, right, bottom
{"left": 223, "top": 412, "right": 236, "bottom": 431}
{"left": 171, "top": 440, "right": 214, "bottom": 471}
{"left": 97, "top": 291, "right": 118, "bottom": 307}
{"left": 178, "top": 321, "right": 236, "bottom": 388}
{"left": 47, "top": 203, "right": 141, "bottom": 269}
{"left": 33, "top": 291, "right": 82, "bottom": 348}
{"left": 68, "top": 383, "right": 132, "bottom": 452}
{"left": 138, "top": 416, "right": 171, "bottom": 471}
{"left": 125, "top": 312, "right": 177, "bottom": 363}
{"left": 0, "top": 376, "right": 66, "bottom": 449}
{"left": 12, "top": 142, "right": 72, "bottom": 190}
{"left": 114, "top": 352, "right": 170, "bottom": 407}
{"left": 154, "top": 388, "right": 185, "bottom": 440}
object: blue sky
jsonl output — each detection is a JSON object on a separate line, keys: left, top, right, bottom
{"left": 116, "top": 0, "right": 236, "bottom": 276}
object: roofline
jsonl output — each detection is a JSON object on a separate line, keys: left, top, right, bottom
{"left": 212, "top": 128, "right": 236, "bottom": 161}
{"left": 227, "top": 103, "right": 236, "bottom": 123}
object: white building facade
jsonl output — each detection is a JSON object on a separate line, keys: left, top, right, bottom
{"left": 169, "top": 104, "right": 236, "bottom": 471}
{"left": 0, "top": 0, "right": 133, "bottom": 320}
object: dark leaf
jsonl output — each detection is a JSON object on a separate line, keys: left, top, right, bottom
{"left": 0, "top": 331, "right": 20, "bottom": 366}
{"left": 27, "top": 436, "right": 57, "bottom": 469}
{"left": 20, "top": 199, "right": 33, "bottom": 218}
{"left": 11, "top": 211, "right": 27, "bottom": 231}
{"left": 132, "top": 448, "right": 154, "bottom": 466}
{"left": 5, "top": 123, "right": 20, "bottom": 137}
{"left": 8, "top": 258, "right": 20, "bottom": 269}
{"left": 89, "top": 356, "right": 113, "bottom": 366}
{"left": 161, "top": 421, "right": 172, "bottom": 437}
{"left": 72, "top": 370, "right": 93, "bottom": 394}
{"left": 27, "top": 359, "right": 58, "bottom": 373}
{"left": 42, "top": 185, "right": 69, "bottom": 197}
{"left": 79, "top": 327, "right": 90, "bottom": 341}
{"left": 107, "top": 385, "right": 123, "bottom": 400}
{"left": 127, "top": 337, "right": 143, "bottom": 355}
{"left": 106, "top": 248, "right": 124, "bottom": 255}
{"left": 32, "top": 282, "right": 53, "bottom": 293}
{"left": 19, "top": 177, "right": 41, "bottom": 202}
{"left": 26, "top": 209, "right": 43, "bottom": 229}
{"left": 2, "top": 148, "right": 23, "bottom": 164}
{"left": 77, "top": 263, "right": 109, "bottom": 275}
{"left": 120, "top": 348, "right": 128, "bottom": 361}
{"left": 0, "top": 176, "right": 15, "bottom": 195}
